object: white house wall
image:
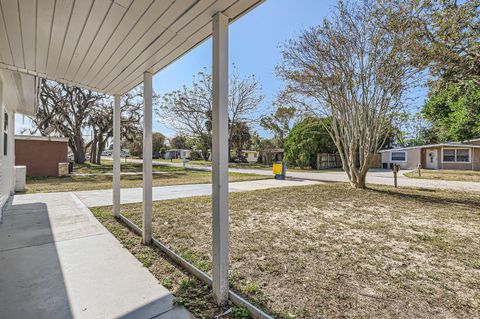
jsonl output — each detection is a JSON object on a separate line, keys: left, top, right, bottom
{"left": 382, "top": 148, "right": 421, "bottom": 170}
{"left": 0, "top": 80, "right": 16, "bottom": 217}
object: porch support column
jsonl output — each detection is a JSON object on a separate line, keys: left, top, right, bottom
{"left": 142, "top": 71, "right": 153, "bottom": 244}
{"left": 113, "top": 94, "right": 121, "bottom": 218}
{"left": 211, "top": 11, "right": 229, "bottom": 306}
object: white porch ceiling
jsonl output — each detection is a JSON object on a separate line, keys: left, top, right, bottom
{"left": 0, "top": 0, "right": 263, "bottom": 95}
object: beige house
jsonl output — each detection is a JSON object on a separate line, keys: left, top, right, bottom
{"left": 380, "top": 138, "right": 480, "bottom": 171}
{"left": 240, "top": 150, "right": 259, "bottom": 162}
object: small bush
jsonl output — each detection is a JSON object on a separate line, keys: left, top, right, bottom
{"left": 232, "top": 306, "right": 250, "bottom": 319}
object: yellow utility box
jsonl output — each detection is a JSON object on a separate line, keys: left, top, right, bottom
{"left": 272, "top": 161, "right": 286, "bottom": 179}
{"left": 272, "top": 163, "right": 283, "bottom": 175}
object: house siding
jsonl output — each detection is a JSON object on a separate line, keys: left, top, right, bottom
{"left": 382, "top": 145, "right": 480, "bottom": 171}
{"left": 382, "top": 148, "right": 421, "bottom": 170}
{"left": 0, "top": 80, "right": 15, "bottom": 217}
{"left": 474, "top": 148, "right": 480, "bottom": 170}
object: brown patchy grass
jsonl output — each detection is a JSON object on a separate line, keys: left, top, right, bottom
{"left": 92, "top": 184, "right": 480, "bottom": 318}
{"left": 26, "top": 168, "right": 266, "bottom": 193}
{"left": 405, "top": 169, "right": 480, "bottom": 182}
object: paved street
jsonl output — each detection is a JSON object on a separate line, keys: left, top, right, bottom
{"left": 111, "top": 158, "right": 480, "bottom": 193}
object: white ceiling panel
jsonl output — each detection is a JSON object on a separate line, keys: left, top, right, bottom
{"left": 55, "top": 0, "right": 94, "bottom": 77}
{"left": 1, "top": 0, "right": 24, "bottom": 68}
{"left": 0, "top": 0, "right": 264, "bottom": 95}
{"left": 18, "top": 0, "right": 36, "bottom": 70}
{"left": 35, "top": 0, "right": 55, "bottom": 74}
{"left": 45, "top": 0, "right": 75, "bottom": 76}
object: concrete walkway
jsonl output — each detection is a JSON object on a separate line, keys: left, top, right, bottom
{"left": 75, "top": 178, "right": 319, "bottom": 208}
{"left": 0, "top": 192, "right": 191, "bottom": 319}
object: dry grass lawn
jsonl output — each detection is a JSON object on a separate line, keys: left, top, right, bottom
{"left": 25, "top": 161, "right": 266, "bottom": 193}
{"left": 405, "top": 169, "right": 480, "bottom": 182}
{"left": 92, "top": 184, "right": 480, "bottom": 318}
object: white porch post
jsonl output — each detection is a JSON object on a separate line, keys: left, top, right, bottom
{"left": 142, "top": 71, "right": 153, "bottom": 244}
{"left": 211, "top": 12, "right": 229, "bottom": 306}
{"left": 113, "top": 94, "right": 121, "bottom": 218}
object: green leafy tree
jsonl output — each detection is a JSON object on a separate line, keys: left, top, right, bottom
{"left": 152, "top": 132, "right": 165, "bottom": 152}
{"left": 169, "top": 135, "right": 188, "bottom": 149}
{"left": 123, "top": 132, "right": 165, "bottom": 157}
{"left": 284, "top": 118, "right": 336, "bottom": 168}
{"left": 378, "top": 0, "right": 480, "bottom": 87}
{"left": 260, "top": 106, "right": 296, "bottom": 147}
{"left": 230, "top": 121, "right": 251, "bottom": 157}
{"left": 423, "top": 80, "right": 480, "bottom": 141}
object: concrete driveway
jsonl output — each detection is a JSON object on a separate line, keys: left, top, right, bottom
{"left": 0, "top": 192, "right": 191, "bottom": 319}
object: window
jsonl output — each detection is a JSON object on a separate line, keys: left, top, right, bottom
{"left": 391, "top": 151, "right": 406, "bottom": 162}
{"left": 3, "top": 112, "right": 7, "bottom": 156}
{"left": 443, "top": 149, "right": 455, "bottom": 162}
{"left": 443, "top": 148, "right": 470, "bottom": 163}
{"left": 456, "top": 149, "right": 470, "bottom": 162}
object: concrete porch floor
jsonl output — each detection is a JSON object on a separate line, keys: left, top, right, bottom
{"left": 0, "top": 192, "right": 192, "bottom": 319}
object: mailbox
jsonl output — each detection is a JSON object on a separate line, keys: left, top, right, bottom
{"left": 392, "top": 164, "right": 400, "bottom": 173}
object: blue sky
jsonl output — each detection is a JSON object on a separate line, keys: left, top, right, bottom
{"left": 16, "top": 0, "right": 427, "bottom": 138}
{"left": 152, "top": 0, "right": 342, "bottom": 137}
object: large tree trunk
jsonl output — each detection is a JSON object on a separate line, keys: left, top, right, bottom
{"left": 96, "top": 138, "right": 106, "bottom": 165}
{"left": 72, "top": 135, "right": 86, "bottom": 164}
{"left": 90, "top": 138, "right": 97, "bottom": 164}
{"left": 349, "top": 170, "right": 367, "bottom": 189}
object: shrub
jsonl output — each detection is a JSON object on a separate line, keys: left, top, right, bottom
{"left": 284, "top": 117, "right": 336, "bottom": 168}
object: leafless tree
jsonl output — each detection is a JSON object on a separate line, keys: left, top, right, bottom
{"left": 32, "top": 79, "right": 105, "bottom": 164}
{"left": 159, "top": 67, "right": 264, "bottom": 159}
{"left": 30, "top": 79, "right": 148, "bottom": 165}
{"left": 277, "top": 0, "right": 417, "bottom": 188}
{"left": 87, "top": 87, "right": 146, "bottom": 164}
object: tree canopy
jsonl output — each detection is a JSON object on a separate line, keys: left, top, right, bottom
{"left": 277, "top": 0, "right": 416, "bottom": 188}
{"left": 379, "top": 0, "right": 480, "bottom": 88}
{"left": 423, "top": 80, "right": 480, "bottom": 141}
{"left": 284, "top": 117, "right": 336, "bottom": 168}
{"left": 260, "top": 106, "right": 297, "bottom": 148}
{"left": 159, "top": 67, "right": 264, "bottom": 159}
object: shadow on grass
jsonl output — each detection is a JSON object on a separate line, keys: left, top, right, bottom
{"left": 368, "top": 186, "right": 480, "bottom": 210}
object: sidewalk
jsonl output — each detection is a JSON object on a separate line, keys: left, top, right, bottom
{"left": 0, "top": 192, "right": 191, "bottom": 319}
{"left": 74, "top": 178, "right": 320, "bottom": 208}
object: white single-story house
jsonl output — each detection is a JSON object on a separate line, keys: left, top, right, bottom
{"left": 380, "top": 139, "right": 480, "bottom": 171}
{"left": 164, "top": 149, "right": 191, "bottom": 160}
{"left": 239, "top": 150, "right": 259, "bottom": 162}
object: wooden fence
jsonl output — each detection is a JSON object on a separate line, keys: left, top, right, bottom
{"left": 316, "top": 153, "right": 382, "bottom": 170}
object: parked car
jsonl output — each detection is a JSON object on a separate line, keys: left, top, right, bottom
{"left": 120, "top": 150, "right": 130, "bottom": 157}
{"left": 101, "top": 150, "right": 112, "bottom": 156}
{"left": 232, "top": 155, "right": 248, "bottom": 163}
